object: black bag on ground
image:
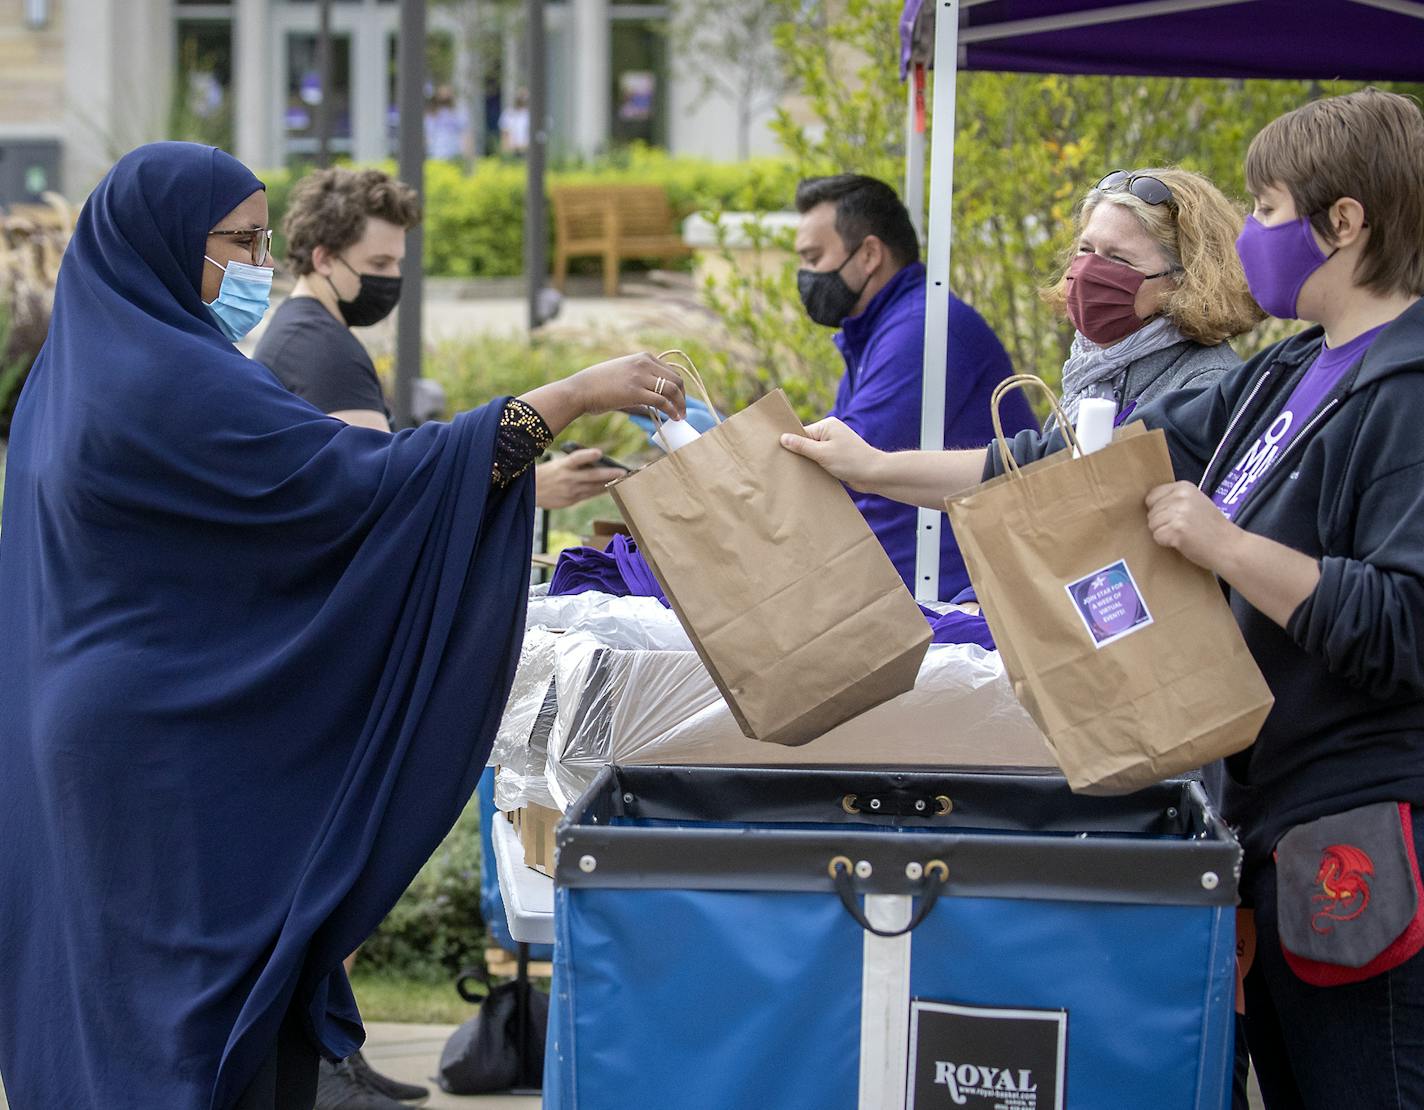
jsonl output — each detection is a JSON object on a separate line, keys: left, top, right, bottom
{"left": 437, "top": 977, "right": 550, "bottom": 1094}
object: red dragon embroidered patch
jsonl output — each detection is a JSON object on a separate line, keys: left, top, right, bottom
{"left": 1312, "top": 844, "right": 1375, "bottom": 934}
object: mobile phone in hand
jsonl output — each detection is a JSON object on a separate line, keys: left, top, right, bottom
{"left": 560, "top": 441, "right": 632, "bottom": 472}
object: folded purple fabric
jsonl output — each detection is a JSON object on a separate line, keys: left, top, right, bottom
{"left": 918, "top": 603, "right": 996, "bottom": 650}
{"left": 548, "top": 535, "right": 670, "bottom": 607}
{"left": 608, "top": 534, "right": 665, "bottom": 599}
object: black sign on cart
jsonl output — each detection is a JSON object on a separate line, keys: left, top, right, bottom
{"left": 907, "top": 999, "right": 1067, "bottom": 1110}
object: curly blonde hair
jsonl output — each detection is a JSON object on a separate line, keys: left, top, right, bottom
{"left": 1043, "top": 167, "right": 1264, "bottom": 345}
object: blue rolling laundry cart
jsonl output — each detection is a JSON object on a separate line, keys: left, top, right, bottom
{"left": 544, "top": 765, "right": 1240, "bottom": 1110}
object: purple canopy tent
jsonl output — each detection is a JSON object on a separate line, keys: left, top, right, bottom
{"left": 903, "top": 0, "right": 1424, "bottom": 603}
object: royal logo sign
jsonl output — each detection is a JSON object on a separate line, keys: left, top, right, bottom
{"left": 907, "top": 1000, "right": 1066, "bottom": 1110}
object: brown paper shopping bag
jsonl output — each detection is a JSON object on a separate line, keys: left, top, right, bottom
{"left": 946, "top": 375, "right": 1273, "bottom": 793}
{"left": 610, "top": 358, "right": 931, "bottom": 747}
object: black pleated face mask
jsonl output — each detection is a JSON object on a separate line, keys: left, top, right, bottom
{"left": 330, "top": 257, "right": 402, "bottom": 327}
{"left": 796, "top": 239, "right": 869, "bottom": 328}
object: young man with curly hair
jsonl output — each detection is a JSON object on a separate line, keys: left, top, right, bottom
{"left": 257, "top": 166, "right": 622, "bottom": 507}
{"left": 256, "top": 167, "right": 419, "bottom": 433}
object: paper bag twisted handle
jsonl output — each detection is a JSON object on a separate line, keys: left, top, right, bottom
{"left": 990, "top": 373, "right": 1084, "bottom": 478}
{"left": 644, "top": 349, "right": 723, "bottom": 430}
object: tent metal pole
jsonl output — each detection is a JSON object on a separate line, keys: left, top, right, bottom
{"left": 393, "top": 0, "right": 426, "bottom": 431}
{"left": 913, "top": 0, "right": 961, "bottom": 604}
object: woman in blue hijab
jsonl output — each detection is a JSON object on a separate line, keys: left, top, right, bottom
{"left": 0, "top": 142, "right": 684, "bottom": 1109}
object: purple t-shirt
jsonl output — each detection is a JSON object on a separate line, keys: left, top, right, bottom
{"left": 1211, "top": 325, "right": 1384, "bottom": 520}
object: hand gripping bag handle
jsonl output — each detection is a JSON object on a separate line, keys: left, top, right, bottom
{"left": 991, "top": 373, "right": 1083, "bottom": 477}
{"left": 643, "top": 348, "right": 722, "bottom": 430}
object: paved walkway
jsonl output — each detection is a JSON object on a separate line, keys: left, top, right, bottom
{"left": 0, "top": 1023, "right": 538, "bottom": 1109}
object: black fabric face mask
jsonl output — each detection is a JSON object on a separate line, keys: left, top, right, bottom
{"left": 330, "top": 257, "right": 402, "bottom": 327}
{"left": 796, "top": 240, "right": 869, "bottom": 328}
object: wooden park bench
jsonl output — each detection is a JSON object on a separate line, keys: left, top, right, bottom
{"left": 550, "top": 183, "right": 692, "bottom": 296}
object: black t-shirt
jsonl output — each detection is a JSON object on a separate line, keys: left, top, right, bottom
{"left": 253, "top": 296, "right": 391, "bottom": 424}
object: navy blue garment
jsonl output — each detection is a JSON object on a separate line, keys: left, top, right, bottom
{"left": 0, "top": 143, "right": 534, "bottom": 1109}
{"left": 830, "top": 262, "right": 1035, "bottom": 600}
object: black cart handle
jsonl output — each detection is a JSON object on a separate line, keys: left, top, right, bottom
{"left": 841, "top": 792, "right": 953, "bottom": 817}
{"left": 828, "top": 856, "right": 949, "bottom": 938}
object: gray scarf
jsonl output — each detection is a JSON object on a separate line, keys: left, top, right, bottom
{"left": 1058, "top": 317, "right": 1186, "bottom": 424}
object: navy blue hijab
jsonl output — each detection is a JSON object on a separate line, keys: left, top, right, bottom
{"left": 0, "top": 143, "right": 533, "bottom": 1108}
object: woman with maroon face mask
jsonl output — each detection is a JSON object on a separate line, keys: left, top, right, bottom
{"left": 1043, "top": 166, "right": 1264, "bottom": 427}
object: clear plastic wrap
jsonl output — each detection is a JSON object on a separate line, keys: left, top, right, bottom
{"left": 496, "top": 588, "right": 1051, "bottom": 813}
{"left": 544, "top": 639, "right": 1052, "bottom": 810}
{"left": 542, "top": 633, "right": 726, "bottom": 809}
{"left": 524, "top": 590, "right": 690, "bottom": 650}
{"left": 491, "top": 627, "right": 561, "bottom": 811}
{"left": 493, "top": 591, "right": 692, "bottom": 811}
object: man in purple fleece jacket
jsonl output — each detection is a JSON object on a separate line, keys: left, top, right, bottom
{"left": 794, "top": 174, "right": 1035, "bottom": 600}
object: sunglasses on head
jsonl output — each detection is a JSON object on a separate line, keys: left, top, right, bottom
{"left": 1096, "top": 170, "right": 1176, "bottom": 210}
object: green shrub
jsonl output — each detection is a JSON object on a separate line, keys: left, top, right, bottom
{"left": 261, "top": 147, "right": 801, "bottom": 280}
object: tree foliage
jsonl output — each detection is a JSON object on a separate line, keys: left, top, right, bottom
{"left": 703, "top": 0, "right": 1407, "bottom": 417}
{"left": 669, "top": 0, "right": 791, "bottom": 160}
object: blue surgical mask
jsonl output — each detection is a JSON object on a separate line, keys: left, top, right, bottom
{"left": 203, "top": 254, "right": 273, "bottom": 341}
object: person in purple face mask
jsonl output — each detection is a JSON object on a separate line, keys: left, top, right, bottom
{"left": 783, "top": 88, "right": 1424, "bottom": 1108}
{"left": 1042, "top": 166, "right": 1264, "bottom": 429}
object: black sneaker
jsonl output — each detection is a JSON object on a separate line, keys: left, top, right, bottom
{"left": 312, "top": 1058, "right": 409, "bottom": 1110}
{"left": 347, "top": 1050, "right": 430, "bottom": 1106}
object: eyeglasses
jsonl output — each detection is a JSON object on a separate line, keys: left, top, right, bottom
{"left": 1096, "top": 170, "right": 1176, "bottom": 210}
{"left": 208, "top": 226, "right": 273, "bottom": 266}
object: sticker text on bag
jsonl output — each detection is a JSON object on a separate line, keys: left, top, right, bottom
{"left": 907, "top": 999, "right": 1066, "bottom": 1110}
{"left": 1064, "top": 559, "right": 1153, "bottom": 649}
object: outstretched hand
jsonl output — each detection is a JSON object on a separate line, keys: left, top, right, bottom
{"left": 571, "top": 352, "right": 687, "bottom": 422}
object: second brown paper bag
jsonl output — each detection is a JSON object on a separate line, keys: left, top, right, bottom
{"left": 611, "top": 388, "right": 930, "bottom": 746}
{"left": 946, "top": 375, "right": 1273, "bottom": 793}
